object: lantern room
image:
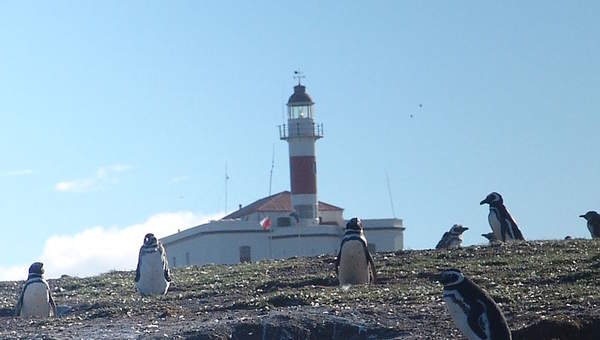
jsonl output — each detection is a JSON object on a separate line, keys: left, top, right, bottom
{"left": 287, "top": 84, "right": 314, "bottom": 119}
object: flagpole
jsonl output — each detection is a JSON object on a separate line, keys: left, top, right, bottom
{"left": 268, "top": 143, "right": 275, "bottom": 196}
{"left": 268, "top": 225, "right": 272, "bottom": 259}
{"left": 225, "top": 162, "right": 229, "bottom": 214}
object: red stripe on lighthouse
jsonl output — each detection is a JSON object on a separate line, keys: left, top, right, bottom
{"left": 290, "top": 156, "right": 317, "bottom": 194}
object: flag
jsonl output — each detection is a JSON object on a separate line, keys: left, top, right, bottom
{"left": 260, "top": 217, "right": 271, "bottom": 230}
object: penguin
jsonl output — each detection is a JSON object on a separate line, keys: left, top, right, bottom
{"left": 439, "top": 268, "right": 512, "bottom": 340}
{"left": 436, "top": 224, "right": 469, "bottom": 249}
{"left": 135, "top": 233, "right": 172, "bottom": 295}
{"left": 579, "top": 211, "right": 600, "bottom": 238}
{"left": 480, "top": 192, "right": 524, "bottom": 242}
{"left": 15, "top": 262, "right": 57, "bottom": 318}
{"left": 335, "top": 217, "right": 377, "bottom": 285}
{"left": 482, "top": 232, "right": 498, "bottom": 244}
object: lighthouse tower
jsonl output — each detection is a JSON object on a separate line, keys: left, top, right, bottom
{"left": 279, "top": 77, "right": 323, "bottom": 224}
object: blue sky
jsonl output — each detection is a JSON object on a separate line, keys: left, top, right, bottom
{"left": 1, "top": 1, "right": 598, "bottom": 279}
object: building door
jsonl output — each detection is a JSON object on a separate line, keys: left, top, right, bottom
{"left": 239, "top": 246, "right": 251, "bottom": 263}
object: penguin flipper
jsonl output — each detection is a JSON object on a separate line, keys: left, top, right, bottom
{"left": 334, "top": 249, "right": 341, "bottom": 275}
{"left": 160, "top": 244, "right": 172, "bottom": 282}
{"left": 48, "top": 291, "right": 57, "bottom": 317}
{"left": 593, "top": 224, "right": 600, "bottom": 238}
{"left": 466, "top": 299, "right": 489, "bottom": 339}
{"left": 512, "top": 224, "right": 525, "bottom": 240}
{"left": 363, "top": 243, "right": 377, "bottom": 284}
{"left": 435, "top": 232, "right": 451, "bottom": 249}
{"left": 504, "top": 216, "right": 525, "bottom": 241}
{"left": 14, "top": 288, "right": 25, "bottom": 316}
{"left": 368, "top": 260, "right": 377, "bottom": 284}
{"left": 135, "top": 248, "right": 142, "bottom": 283}
{"left": 335, "top": 241, "right": 346, "bottom": 276}
{"left": 164, "top": 267, "right": 172, "bottom": 282}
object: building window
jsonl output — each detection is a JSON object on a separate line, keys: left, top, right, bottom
{"left": 239, "top": 246, "right": 251, "bottom": 263}
{"left": 295, "top": 205, "right": 314, "bottom": 219}
{"left": 185, "top": 252, "right": 190, "bottom": 266}
{"left": 172, "top": 257, "right": 177, "bottom": 268}
{"left": 277, "top": 217, "right": 291, "bottom": 227}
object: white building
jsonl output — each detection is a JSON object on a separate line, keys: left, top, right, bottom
{"left": 161, "top": 79, "right": 405, "bottom": 267}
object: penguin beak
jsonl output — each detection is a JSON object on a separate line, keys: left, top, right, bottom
{"left": 461, "top": 226, "right": 469, "bottom": 232}
{"left": 480, "top": 198, "right": 488, "bottom": 205}
{"left": 579, "top": 215, "right": 585, "bottom": 218}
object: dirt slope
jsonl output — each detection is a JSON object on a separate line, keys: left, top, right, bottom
{"left": 1, "top": 239, "right": 599, "bottom": 339}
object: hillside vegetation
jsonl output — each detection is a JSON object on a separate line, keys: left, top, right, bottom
{"left": 1, "top": 239, "right": 599, "bottom": 339}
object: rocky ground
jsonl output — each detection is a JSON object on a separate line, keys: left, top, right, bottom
{"left": 1, "top": 239, "right": 600, "bottom": 339}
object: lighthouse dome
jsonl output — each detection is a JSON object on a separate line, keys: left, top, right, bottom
{"left": 287, "top": 85, "right": 313, "bottom": 105}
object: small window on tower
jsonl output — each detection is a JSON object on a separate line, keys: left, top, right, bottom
{"left": 172, "top": 257, "right": 177, "bottom": 268}
{"left": 185, "top": 252, "right": 190, "bottom": 266}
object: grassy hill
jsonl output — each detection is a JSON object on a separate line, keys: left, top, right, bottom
{"left": 1, "top": 239, "right": 600, "bottom": 339}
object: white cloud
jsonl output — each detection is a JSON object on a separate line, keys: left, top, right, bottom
{"left": 0, "top": 211, "right": 223, "bottom": 281}
{"left": 0, "top": 265, "right": 29, "bottom": 282}
{"left": 0, "top": 169, "right": 33, "bottom": 177}
{"left": 55, "top": 178, "right": 96, "bottom": 192}
{"left": 169, "top": 175, "right": 190, "bottom": 184}
{"left": 55, "top": 164, "right": 131, "bottom": 192}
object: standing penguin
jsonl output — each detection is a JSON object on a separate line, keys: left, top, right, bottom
{"left": 15, "top": 262, "right": 57, "bottom": 318}
{"left": 436, "top": 224, "right": 469, "bottom": 249}
{"left": 440, "top": 269, "right": 512, "bottom": 340}
{"left": 579, "top": 211, "right": 600, "bottom": 238}
{"left": 480, "top": 192, "right": 524, "bottom": 242}
{"left": 135, "top": 233, "right": 172, "bottom": 296}
{"left": 335, "top": 217, "right": 377, "bottom": 285}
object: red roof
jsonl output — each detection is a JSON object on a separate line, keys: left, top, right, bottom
{"left": 222, "top": 191, "right": 343, "bottom": 219}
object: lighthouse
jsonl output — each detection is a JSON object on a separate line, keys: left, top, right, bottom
{"left": 279, "top": 77, "right": 323, "bottom": 224}
{"left": 160, "top": 75, "right": 405, "bottom": 266}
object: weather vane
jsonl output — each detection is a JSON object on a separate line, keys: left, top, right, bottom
{"left": 293, "top": 70, "right": 305, "bottom": 85}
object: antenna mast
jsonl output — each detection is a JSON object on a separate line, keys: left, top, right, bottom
{"left": 268, "top": 144, "right": 275, "bottom": 196}
{"left": 225, "top": 162, "right": 230, "bottom": 214}
{"left": 385, "top": 171, "right": 397, "bottom": 218}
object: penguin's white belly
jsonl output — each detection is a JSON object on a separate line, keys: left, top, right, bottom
{"left": 446, "top": 237, "right": 462, "bottom": 248}
{"left": 488, "top": 211, "right": 502, "bottom": 241}
{"left": 137, "top": 252, "right": 169, "bottom": 295}
{"left": 20, "top": 283, "right": 50, "bottom": 318}
{"left": 338, "top": 241, "right": 369, "bottom": 285}
{"left": 444, "top": 291, "right": 485, "bottom": 340}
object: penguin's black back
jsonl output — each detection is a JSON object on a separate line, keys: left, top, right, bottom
{"left": 445, "top": 276, "right": 512, "bottom": 340}
{"left": 496, "top": 203, "right": 524, "bottom": 241}
{"left": 589, "top": 213, "right": 600, "bottom": 238}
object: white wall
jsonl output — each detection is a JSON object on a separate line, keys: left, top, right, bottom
{"left": 319, "top": 209, "right": 344, "bottom": 226}
{"left": 161, "top": 217, "right": 404, "bottom": 267}
{"left": 361, "top": 218, "right": 405, "bottom": 252}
